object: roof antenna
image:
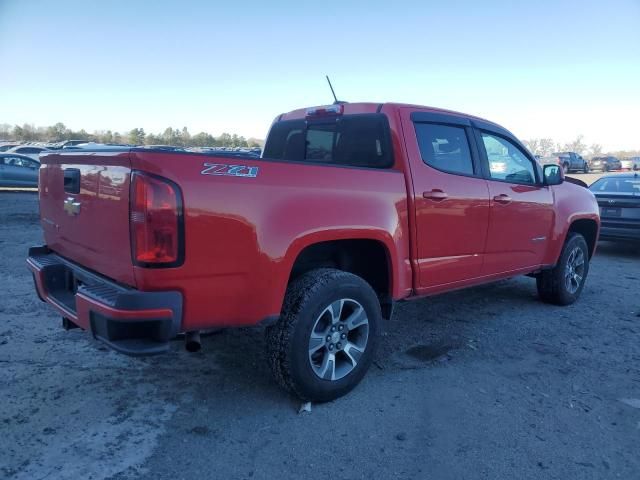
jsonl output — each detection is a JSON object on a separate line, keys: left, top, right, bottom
{"left": 326, "top": 75, "right": 346, "bottom": 105}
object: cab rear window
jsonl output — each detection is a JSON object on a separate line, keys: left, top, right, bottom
{"left": 263, "top": 114, "right": 393, "bottom": 169}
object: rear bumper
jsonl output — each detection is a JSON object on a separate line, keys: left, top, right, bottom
{"left": 27, "top": 246, "right": 183, "bottom": 356}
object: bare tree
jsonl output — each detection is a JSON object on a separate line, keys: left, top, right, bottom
{"left": 562, "top": 135, "right": 587, "bottom": 155}
{"left": 539, "top": 138, "right": 555, "bottom": 156}
{"left": 524, "top": 138, "right": 556, "bottom": 156}
{"left": 589, "top": 144, "right": 603, "bottom": 157}
{"left": 523, "top": 139, "right": 541, "bottom": 155}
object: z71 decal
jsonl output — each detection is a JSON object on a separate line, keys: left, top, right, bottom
{"left": 201, "top": 163, "right": 259, "bottom": 178}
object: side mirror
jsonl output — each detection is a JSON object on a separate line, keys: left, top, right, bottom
{"left": 543, "top": 164, "right": 564, "bottom": 186}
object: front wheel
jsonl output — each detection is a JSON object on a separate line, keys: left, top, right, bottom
{"left": 266, "top": 268, "right": 381, "bottom": 402}
{"left": 537, "top": 233, "right": 590, "bottom": 305}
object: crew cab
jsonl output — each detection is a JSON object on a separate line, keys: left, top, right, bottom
{"left": 28, "top": 102, "right": 600, "bottom": 402}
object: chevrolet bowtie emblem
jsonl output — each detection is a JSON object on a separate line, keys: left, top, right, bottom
{"left": 63, "top": 197, "right": 81, "bottom": 216}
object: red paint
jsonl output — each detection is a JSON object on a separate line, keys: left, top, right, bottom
{"left": 32, "top": 102, "right": 600, "bottom": 334}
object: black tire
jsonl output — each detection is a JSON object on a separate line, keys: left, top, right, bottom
{"left": 266, "top": 268, "right": 381, "bottom": 402}
{"left": 583, "top": 163, "right": 589, "bottom": 173}
{"left": 562, "top": 163, "right": 570, "bottom": 174}
{"left": 604, "top": 165, "right": 610, "bottom": 172}
{"left": 536, "top": 233, "right": 589, "bottom": 306}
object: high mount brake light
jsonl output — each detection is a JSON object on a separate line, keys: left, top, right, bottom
{"left": 305, "top": 104, "right": 344, "bottom": 117}
{"left": 130, "top": 172, "right": 184, "bottom": 267}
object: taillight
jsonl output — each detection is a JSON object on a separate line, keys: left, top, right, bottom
{"left": 130, "top": 172, "right": 184, "bottom": 267}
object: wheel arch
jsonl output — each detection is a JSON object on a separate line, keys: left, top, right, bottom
{"left": 567, "top": 218, "right": 599, "bottom": 259}
{"left": 284, "top": 235, "right": 398, "bottom": 319}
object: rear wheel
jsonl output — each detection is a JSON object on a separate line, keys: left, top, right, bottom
{"left": 583, "top": 163, "right": 589, "bottom": 173}
{"left": 266, "top": 268, "right": 381, "bottom": 402}
{"left": 562, "top": 163, "right": 570, "bottom": 174}
{"left": 537, "top": 233, "right": 589, "bottom": 305}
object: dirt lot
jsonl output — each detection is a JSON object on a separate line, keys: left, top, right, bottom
{"left": 1, "top": 187, "right": 639, "bottom": 480}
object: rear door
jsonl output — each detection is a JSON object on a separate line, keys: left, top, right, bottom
{"left": 39, "top": 150, "right": 136, "bottom": 286}
{"left": 401, "top": 109, "right": 490, "bottom": 290}
{"left": 474, "top": 126, "right": 554, "bottom": 274}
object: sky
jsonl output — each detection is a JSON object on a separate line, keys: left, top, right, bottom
{"left": 0, "top": 0, "right": 638, "bottom": 150}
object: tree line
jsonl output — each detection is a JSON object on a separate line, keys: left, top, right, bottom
{"left": 2, "top": 123, "right": 637, "bottom": 158}
{"left": 522, "top": 135, "right": 639, "bottom": 159}
{"left": 0, "top": 122, "right": 263, "bottom": 148}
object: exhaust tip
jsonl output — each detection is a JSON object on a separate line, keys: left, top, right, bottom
{"left": 185, "top": 331, "right": 201, "bottom": 352}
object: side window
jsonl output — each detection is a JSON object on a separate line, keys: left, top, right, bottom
{"left": 414, "top": 123, "right": 474, "bottom": 175}
{"left": 481, "top": 133, "right": 536, "bottom": 184}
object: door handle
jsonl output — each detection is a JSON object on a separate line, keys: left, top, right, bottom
{"left": 493, "top": 194, "right": 512, "bottom": 205}
{"left": 423, "top": 189, "right": 448, "bottom": 201}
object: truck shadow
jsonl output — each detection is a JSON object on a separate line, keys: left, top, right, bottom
{"left": 130, "top": 277, "right": 542, "bottom": 405}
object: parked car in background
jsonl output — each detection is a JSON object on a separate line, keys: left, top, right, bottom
{"left": 0, "top": 143, "right": 22, "bottom": 152}
{"left": 7, "top": 145, "right": 51, "bottom": 160}
{"left": 589, "top": 156, "right": 622, "bottom": 172}
{"left": 620, "top": 156, "right": 640, "bottom": 171}
{"left": 60, "top": 140, "right": 90, "bottom": 148}
{"left": 142, "top": 144, "right": 186, "bottom": 151}
{"left": 538, "top": 152, "right": 588, "bottom": 173}
{"left": 556, "top": 152, "right": 589, "bottom": 173}
{"left": 590, "top": 173, "right": 640, "bottom": 242}
{"left": 0, "top": 153, "right": 40, "bottom": 187}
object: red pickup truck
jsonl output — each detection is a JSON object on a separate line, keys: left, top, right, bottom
{"left": 28, "top": 102, "right": 600, "bottom": 402}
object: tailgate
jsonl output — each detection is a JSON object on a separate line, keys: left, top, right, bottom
{"left": 39, "top": 149, "right": 136, "bottom": 286}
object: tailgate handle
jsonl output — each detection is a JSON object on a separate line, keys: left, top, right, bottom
{"left": 64, "top": 168, "right": 81, "bottom": 194}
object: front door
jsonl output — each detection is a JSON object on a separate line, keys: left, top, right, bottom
{"left": 477, "top": 131, "right": 554, "bottom": 274}
{"left": 401, "top": 109, "right": 490, "bottom": 290}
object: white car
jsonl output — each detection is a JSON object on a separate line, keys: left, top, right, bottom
{"left": 7, "top": 145, "right": 51, "bottom": 160}
{"left": 620, "top": 157, "right": 640, "bottom": 171}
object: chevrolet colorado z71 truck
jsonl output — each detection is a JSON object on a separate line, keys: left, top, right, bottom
{"left": 28, "top": 102, "right": 600, "bottom": 402}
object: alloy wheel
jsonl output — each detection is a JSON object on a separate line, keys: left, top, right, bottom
{"left": 308, "top": 299, "right": 369, "bottom": 381}
{"left": 564, "top": 246, "right": 585, "bottom": 294}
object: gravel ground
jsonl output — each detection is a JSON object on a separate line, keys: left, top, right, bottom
{"left": 1, "top": 189, "right": 639, "bottom": 480}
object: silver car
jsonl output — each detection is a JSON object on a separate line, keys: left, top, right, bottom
{"left": 620, "top": 157, "right": 640, "bottom": 171}
{"left": 6, "top": 145, "right": 50, "bottom": 160}
{"left": 0, "top": 153, "right": 40, "bottom": 187}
